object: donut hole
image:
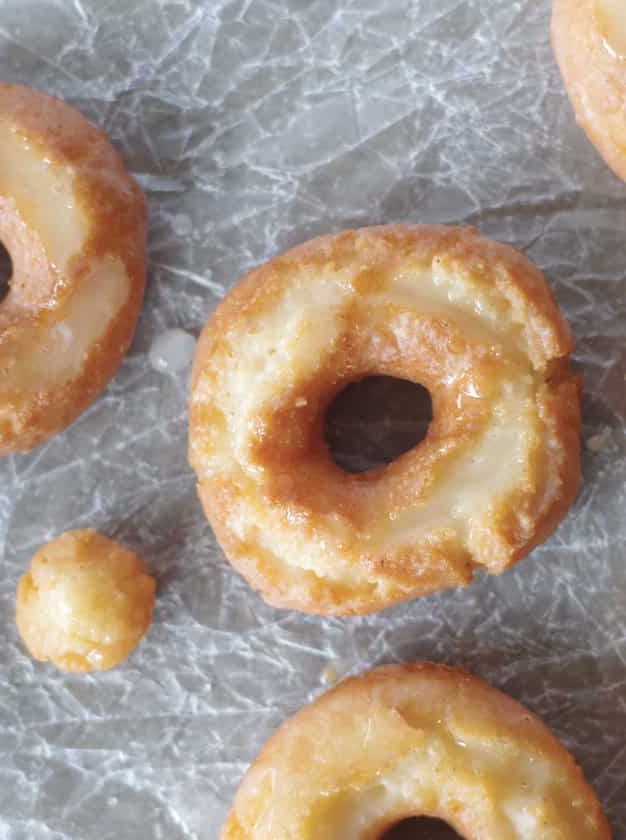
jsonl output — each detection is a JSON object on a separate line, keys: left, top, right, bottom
{"left": 324, "top": 376, "right": 433, "bottom": 473}
{"left": 381, "top": 816, "right": 464, "bottom": 839}
{"left": 0, "top": 240, "right": 11, "bottom": 303}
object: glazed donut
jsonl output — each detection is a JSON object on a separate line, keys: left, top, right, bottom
{"left": 552, "top": 0, "right": 626, "bottom": 180}
{"left": 222, "top": 664, "right": 609, "bottom": 840}
{"left": 16, "top": 529, "right": 156, "bottom": 672}
{"left": 189, "top": 226, "right": 580, "bottom": 615}
{"left": 0, "top": 83, "right": 147, "bottom": 454}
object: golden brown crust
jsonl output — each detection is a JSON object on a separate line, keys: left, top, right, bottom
{"left": 16, "top": 529, "right": 156, "bottom": 672}
{"left": 189, "top": 225, "right": 580, "bottom": 615}
{"left": 0, "top": 83, "right": 147, "bottom": 453}
{"left": 221, "top": 663, "right": 610, "bottom": 839}
{"left": 552, "top": 0, "right": 626, "bottom": 181}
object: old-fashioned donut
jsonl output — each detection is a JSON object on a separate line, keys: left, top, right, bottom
{"left": 553, "top": 0, "right": 626, "bottom": 180}
{"left": 0, "top": 83, "right": 147, "bottom": 453}
{"left": 221, "top": 664, "right": 610, "bottom": 839}
{"left": 189, "top": 225, "right": 580, "bottom": 615}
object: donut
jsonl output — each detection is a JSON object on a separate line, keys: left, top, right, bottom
{"left": 16, "top": 529, "right": 156, "bottom": 672}
{"left": 0, "top": 83, "right": 147, "bottom": 454}
{"left": 552, "top": 0, "right": 626, "bottom": 180}
{"left": 221, "top": 663, "right": 610, "bottom": 839}
{"left": 189, "top": 225, "right": 580, "bottom": 615}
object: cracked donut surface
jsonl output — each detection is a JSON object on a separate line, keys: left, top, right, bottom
{"left": 0, "top": 83, "right": 147, "bottom": 454}
{"left": 189, "top": 225, "right": 580, "bottom": 615}
{"left": 552, "top": 0, "right": 626, "bottom": 181}
{"left": 221, "top": 664, "right": 609, "bottom": 840}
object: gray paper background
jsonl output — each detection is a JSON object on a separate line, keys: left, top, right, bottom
{"left": 1, "top": 0, "right": 625, "bottom": 837}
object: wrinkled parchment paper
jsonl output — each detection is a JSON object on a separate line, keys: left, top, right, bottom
{"left": 1, "top": 1, "right": 626, "bottom": 837}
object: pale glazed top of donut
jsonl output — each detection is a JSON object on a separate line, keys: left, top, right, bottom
{"left": 0, "top": 83, "right": 147, "bottom": 453}
{"left": 190, "top": 225, "right": 580, "bottom": 615}
{"left": 221, "top": 664, "right": 610, "bottom": 839}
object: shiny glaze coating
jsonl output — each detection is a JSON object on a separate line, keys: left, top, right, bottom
{"left": 0, "top": 83, "right": 147, "bottom": 453}
{"left": 189, "top": 225, "right": 580, "bottom": 615}
{"left": 222, "top": 663, "right": 610, "bottom": 840}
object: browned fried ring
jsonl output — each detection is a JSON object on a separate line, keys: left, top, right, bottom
{"left": 222, "top": 663, "right": 610, "bottom": 839}
{"left": 0, "top": 83, "right": 147, "bottom": 453}
{"left": 189, "top": 225, "right": 580, "bottom": 615}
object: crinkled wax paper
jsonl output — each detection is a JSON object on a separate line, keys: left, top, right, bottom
{"left": 1, "top": 0, "right": 626, "bottom": 837}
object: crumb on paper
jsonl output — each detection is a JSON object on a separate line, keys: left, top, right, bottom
{"left": 149, "top": 329, "right": 196, "bottom": 375}
{"left": 172, "top": 214, "right": 193, "bottom": 236}
{"left": 320, "top": 664, "right": 339, "bottom": 684}
{"left": 585, "top": 426, "right": 613, "bottom": 453}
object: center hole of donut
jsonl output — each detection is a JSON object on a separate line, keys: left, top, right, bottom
{"left": 381, "top": 816, "right": 464, "bottom": 839}
{"left": 324, "top": 376, "right": 433, "bottom": 473}
{"left": 0, "top": 240, "right": 11, "bottom": 303}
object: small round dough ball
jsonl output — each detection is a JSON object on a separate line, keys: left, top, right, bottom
{"left": 16, "top": 529, "right": 156, "bottom": 672}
